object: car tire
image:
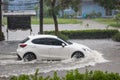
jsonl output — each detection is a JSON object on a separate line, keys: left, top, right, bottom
{"left": 23, "top": 53, "right": 36, "bottom": 61}
{"left": 72, "top": 51, "right": 84, "bottom": 59}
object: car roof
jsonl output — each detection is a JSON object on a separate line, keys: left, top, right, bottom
{"left": 28, "top": 34, "right": 58, "bottom": 39}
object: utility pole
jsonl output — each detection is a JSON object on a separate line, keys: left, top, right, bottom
{"left": 38, "top": 0, "right": 43, "bottom": 34}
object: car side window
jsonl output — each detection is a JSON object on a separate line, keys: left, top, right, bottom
{"left": 32, "top": 38, "right": 46, "bottom": 44}
{"left": 32, "top": 38, "right": 63, "bottom": 46}
{"left": 46, "top": 38, "right": 63, "bottom": 46}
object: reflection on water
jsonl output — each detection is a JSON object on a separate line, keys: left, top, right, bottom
{"left": 0, "top": 50, "right": 108, "bottom": 77}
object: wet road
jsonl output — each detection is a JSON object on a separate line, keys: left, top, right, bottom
{"left": 0, "top": 39, "right": 120, "bottom": 78}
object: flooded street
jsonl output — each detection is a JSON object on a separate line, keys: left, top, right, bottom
{"left": 0, "top": 39, "right": 120, "bottom": 78}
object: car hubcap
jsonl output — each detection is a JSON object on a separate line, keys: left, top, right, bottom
{"left": 24, "top": 54, "right": 35, "bottom": 61}
{"left": 73, "top": 52, "right": 84, "bottom": 59}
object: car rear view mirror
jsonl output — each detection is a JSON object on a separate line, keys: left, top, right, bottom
{"left": 62, "top": 43, "right": 66, "bottom": 47}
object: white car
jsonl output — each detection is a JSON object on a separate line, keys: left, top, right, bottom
{"left": 17, "top": 35, "right": 93, "bottom": 61}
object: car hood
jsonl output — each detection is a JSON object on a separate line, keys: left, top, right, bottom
{"left": 71, "top": 42, "right": 91, "bottom": 50}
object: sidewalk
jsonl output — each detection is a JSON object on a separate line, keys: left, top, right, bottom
{"left": 2, "top": 19, "right": 120, "bottom": 41}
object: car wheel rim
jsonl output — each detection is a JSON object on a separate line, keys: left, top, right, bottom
{"left": 73, "top": 52, "right": 84, "bottom": 59}
{"left": 24, "top": 54, "right": 35, "bottom": 61}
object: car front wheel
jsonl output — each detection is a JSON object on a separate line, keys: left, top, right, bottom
{"left": 72, "top": 51, "right": 84, "bottom": 59}
{"left": 23, "top": 53, "right": 36, "bottom": 61}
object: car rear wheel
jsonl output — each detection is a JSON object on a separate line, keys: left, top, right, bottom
{"left": 72, "top": 51, "right": 84, "bottom": 59}
{"left": 23, "top": 53, "right": 36, "bottom": 61}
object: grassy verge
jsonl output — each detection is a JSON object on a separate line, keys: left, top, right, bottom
{"left": 3, "top": 17, "right": 82, "bottom": 25}
{"left": 10, "top": 69, "right": 120, "bottom": 80}
{"left": 93, "top": 18, "right": 116, "bottom": 25}
{"left": 31, "top": 17, "right": 82, "bottom": 24}
{"left": 93, "top": 18, "right": 120, "bottom": 28}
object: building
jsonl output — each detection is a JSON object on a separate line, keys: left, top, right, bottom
{"left": 64, "top": 0, "right": 117, "bottom": 18}
{"left": 3, "top": 0, "right": 39, "bottom": 11}
{"left": 3, "top": 0, "right": 118, "bottom": 18}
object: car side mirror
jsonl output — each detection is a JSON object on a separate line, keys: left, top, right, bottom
{"left": 62, "top": 43, "right": 66, "bottom": 47}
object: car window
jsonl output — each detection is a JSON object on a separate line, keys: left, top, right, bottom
{"left": 46, "top": 38, "right": 63, "bottom": 46}
{"left": 20, "top": 37, "right": 29, "bottom": 43}
{"left": 32, "top": 38, "right": 63, "bottom": 46}
{"left": 32, "top": 38, "right": 46, "bottom": 44}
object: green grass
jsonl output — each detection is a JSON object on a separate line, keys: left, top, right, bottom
{"left": 31, "top": 17, "right": 82, "bottom": 24}
{"left": 93, "top": 18, "right": 120, "bottom": 28}
{"left": 3, "top": 17, "right": 82, "bottom": 25}
{"left": 93, "top": 18, "right": 116, "bottom": 25}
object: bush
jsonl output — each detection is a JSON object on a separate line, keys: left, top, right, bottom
{"left": 0, "top": 32, "right": 5, "bottom": 41}
{"left": 57, "top": 33, "right": 69, "bottom": 41}
{"left": 10, "top": 69, "right": 120, "bottom": 80}
{"left": 86, "top": 11, "right": 102, "bottom": 18}
{"left": 45, "top": 29, "right": 119, "bottom": 39}
{"left": 112, "top": 32, "right": 120, "bottom": 42}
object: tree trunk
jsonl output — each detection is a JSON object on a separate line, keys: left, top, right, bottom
{"left": 0, "top": 0, "right": 2, "bottom": 35}
{"left": 51, "top": 0, "right": 59, "bottom": 35}
{"left": 39, "top": 0, "right": 43, "bottom": 34}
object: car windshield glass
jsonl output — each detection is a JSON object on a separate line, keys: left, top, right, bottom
{"left": 20, "top": 37, "right": 29, "bottom": 43}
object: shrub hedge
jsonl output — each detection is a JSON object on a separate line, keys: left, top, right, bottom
{"left": 0, "top": 32, "right": 5, "bottom": 41}
{"left": 45, "top": 29, "right": 119, "bottom": 39}
{"left": 10, "top": 69, "right": 120, "bottom": 80}
{"left": 112, "top": 32, "right": 120, "bottom": 42}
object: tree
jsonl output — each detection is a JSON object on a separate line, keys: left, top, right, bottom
{"left": 44, "top": 0, "right": 81, "bottom": 35}
{"left": 0, "top": 0, "right": 1, "bottom": 35}
{"left": 44, "top": 0, "right": 59, "bottom": 35}
{"left": 94, "top": 0, "right": 120, "bottom": 10}
{"left": 39, "top": 0, "right": 43, "bottom": 34}
{"left": 51, "top": 0, "right": 58, "bottom": 35}
{"left": 0, "top": 0, "right": 3, "bottom": 41}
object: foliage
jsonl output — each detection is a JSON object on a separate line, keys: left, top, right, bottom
{"left": 115, "top": 14, "right": 120, "bottom": 22}
{"left": 57, "top": 33, "right": 69, "bottom": 41}
{"left": 10, "top": 69, "right": 120, "bottom": 80}
{"left": 0, "top": 32, "right": 4, "bottom": 41}
{"left": 45, "top": 29, "right": 119, "bottom": 39}
{"left": 44, "top": 0, "right": 81, "bottom": 18}
{"left": 114, "top": 14, "right": 120, "bottom": 27}
{"left": 94, "top": 0, "right": 120, "bottom": 10}
{"left": 43, "top": 0, "right": 82, "bottom": 35}
{"left": 112, "top": 32, "right": 120, "bottom": 42}
{"left": 86, "top": 11, "right": 102, "bottom": 18}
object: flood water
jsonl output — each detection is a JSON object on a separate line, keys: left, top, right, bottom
{"left": 0, "top": 50, "right": 108, "bottom": 77}
{"left": 0, "top": 39, "right": 119, "bottom": 77}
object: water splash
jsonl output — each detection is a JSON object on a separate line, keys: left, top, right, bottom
{"left": 0, "top": 50, "right": 109, "bottom": 77}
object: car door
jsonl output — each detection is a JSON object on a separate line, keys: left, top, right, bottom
{"left": 32, "top": 38, "right": 50, "bottom": 59}
{"left": 46, "top": 38, "right": 70, "bottom": 59}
